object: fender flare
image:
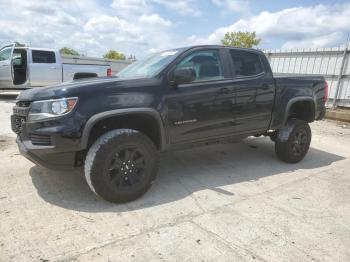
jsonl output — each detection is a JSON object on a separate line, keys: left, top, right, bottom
{"left": 276, "top": 118, "right": 299, "bottom": 143}
{"left": 282, "top": 96, "right": 316, "bottom": 125}
{"left": 80, "top": 108, "right": 167, "bottom": 150}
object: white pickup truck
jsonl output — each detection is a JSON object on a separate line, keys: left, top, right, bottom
{"left": 0, "top": 44, "right": 112, "bottom": 89}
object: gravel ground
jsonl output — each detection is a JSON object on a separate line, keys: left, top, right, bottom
{"left": 0, "top": 96, "right": 350, "bottom": 262}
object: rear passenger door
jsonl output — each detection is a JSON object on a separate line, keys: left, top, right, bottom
{"left": 228, "top": 50, "right": 274, "bottom": 133}
{"left": 29, "top": 50, "right": 61, "bottom": 87}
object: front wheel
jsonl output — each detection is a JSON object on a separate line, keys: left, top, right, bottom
{"left": 84, "top": 129, "right": 159, "bottom": 203}
{"left": 275, "top": 119, "right": 311, "bottom": 163}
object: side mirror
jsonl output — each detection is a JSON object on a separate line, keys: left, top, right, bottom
{"left": 173, "top": 68, "right": 196, "bottom": 85}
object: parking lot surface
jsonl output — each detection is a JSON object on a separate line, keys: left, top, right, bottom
{"left": 0, "top": 96, "right": 350, "bottom": 262}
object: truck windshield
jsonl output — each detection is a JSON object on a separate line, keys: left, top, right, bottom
{"left": 117, "top": 48, "right": 183, "bottom": 79}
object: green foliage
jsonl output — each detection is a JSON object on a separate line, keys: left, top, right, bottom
{"left": 59, "top": 47, "right": 80, "bottom": 56}
{"left": 221, "top": 31, "right": 261, "bottom": 48}
{"left": 103, "top": 50, "right": 126, "bottom": 60}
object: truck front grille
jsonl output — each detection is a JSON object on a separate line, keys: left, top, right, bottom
{"left": 11, "top": 115, "right": 26, "bottom": 134}
{"left": 11, "top": 101, "right": 31, "bottom": 134}
{"left": 30, "top": 134, "right": 52, "bottom": 146}
{"left": 16, "top": 101, "right": 31, "bottom": 107}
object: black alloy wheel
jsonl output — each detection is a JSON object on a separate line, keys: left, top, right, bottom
{"left": 85, "top": 129, "right": 158, "bottom": 203}
{"left": 289, "top": 128, "right": 308, "bottom": 157}
{"left": 275, "top": 119, "right": 311, "bottom": 163}
{"left": 107, "top": 147, "right": 147, "bottom": 190}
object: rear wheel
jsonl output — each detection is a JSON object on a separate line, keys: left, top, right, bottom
{"left": 84, "top": 129, "right": 158, "bottom": 203}
{"left": 275, "top": 119, "right": 311, "bottom": 163}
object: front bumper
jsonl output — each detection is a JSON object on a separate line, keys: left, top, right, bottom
{"left": 12, "top": 110, "right": 85, "bottom": 170}
{"left": 16, "top": 136, "right": 78, "bottom": 170}
{"left": 11, "top": 96, "right": 92, "bottom": 170}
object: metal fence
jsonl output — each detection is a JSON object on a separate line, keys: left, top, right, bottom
{"left": 264, "top": 45, "right": 350, "bottom": 108}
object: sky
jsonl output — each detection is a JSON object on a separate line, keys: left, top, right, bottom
{"left": 0, "top": 0, "right": 350, "bottom": 58}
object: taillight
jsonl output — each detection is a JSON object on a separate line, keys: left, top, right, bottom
{"left": 324, "top": 80, "right": 328, "bottom": 102}
{"left": 107, "top": 68, "right": 112, "bottom": 77}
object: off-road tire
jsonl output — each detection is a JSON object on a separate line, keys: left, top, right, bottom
{"left": 275, "top": 120, "right": 311, "bottom": 163}
{"left": 84, "top": 129, "right": 158, "bottom": 203}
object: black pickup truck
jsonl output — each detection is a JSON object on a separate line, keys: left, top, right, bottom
{"left": 11, "top": 45, "right": 327, "bottom": 203}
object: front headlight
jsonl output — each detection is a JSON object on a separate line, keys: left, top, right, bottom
{"left": 28, "top": 97, "right": 78, "bottom": 121}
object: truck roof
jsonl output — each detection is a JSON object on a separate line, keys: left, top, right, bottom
{"left": 14, "top": 46, "right": 56, "bottom": 52}
{"left": 183, "top": 45, "right": 264, "bottom": 54}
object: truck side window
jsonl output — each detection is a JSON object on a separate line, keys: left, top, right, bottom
{"left": 176, "top": 50, "right": 224, "bottom": 81}
{"left": 230, "top": 50, "right": 263, "bottom": 77}
{"left": 32, "top": 50, "right": 56, "bottom": 63}
{"left": 12, "top": 51, "right": 23, "bottom": 66}
{"left": 0, "top": 47, "right": 12, "bottom": 61}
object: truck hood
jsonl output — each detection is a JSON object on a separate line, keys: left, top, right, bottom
{"left": 17, "top": 77, "right": 160, "bottom": 101}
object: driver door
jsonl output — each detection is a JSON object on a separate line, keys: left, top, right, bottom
{"left": 0, "top": 44, "right": 15, "bottom": 88}
{"left": 166, "top": 49, "right": 236, "bottom": 144}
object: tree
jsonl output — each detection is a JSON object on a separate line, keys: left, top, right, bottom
{"left": 59, "top": 47, "right": 80, "bottom": 56}
{"left": 221, "top": 31, "right": 261, "bottom": 48}
{"left": 103, "top": 50, "right": 126, "bottom": 60}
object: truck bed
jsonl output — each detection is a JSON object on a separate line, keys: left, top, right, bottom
{"left": 270, "top": 75, "right": 326, "bottom": 129}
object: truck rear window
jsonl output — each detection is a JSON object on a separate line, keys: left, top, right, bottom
{"left": 230, "top": 50, "right": 263, "bottom": 77}
{"left": 32, "top": 50, "right": 56, "bottom": 63}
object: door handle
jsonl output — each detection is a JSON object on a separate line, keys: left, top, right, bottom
{"left": 219, "top": 87, "right": 231, "bottom": 94}
{"left": 261, "top": 84, "right": 269, "bottom": 90}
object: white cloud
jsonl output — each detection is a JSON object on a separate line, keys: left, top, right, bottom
{"left": 212, "top": 0, "right": 250, "bottom": 15}
{"left": 111, "top": 0, "right": 201, "bottom": 16}
{"left": 281, "top": 32, "right": 345, "bottom": 49}
{"left": 81, "top": 12, "right": 175, "bottom": 54}
{"left": 188, "top": 4, "right": 350, "bottom": 49}
{"left": 1, "top": 1, "right": 350, "bottom": 59}
{"left": 151, "top": 0, "right": 201, "bottom": 16}
{"left": 139, "top": 14, "right": 172, "bottom": 26}
{"left": 0, "top": 0, "right": 178, "bottom": 57}
{"left": 84, "top": 15, "right": 138, "bottom": 37}
{"left": 111, "top": 0, "right": 147, "bottom": 12}
{"left": 0, "top": 0, "right": 84, "bottom": 48}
